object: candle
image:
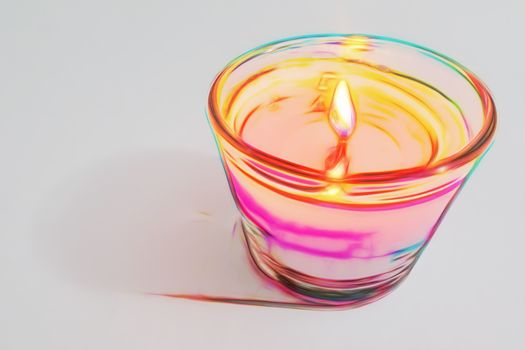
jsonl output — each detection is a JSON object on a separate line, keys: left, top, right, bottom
{"left": 207, "top": 34, "right": 496, "bottom": 307}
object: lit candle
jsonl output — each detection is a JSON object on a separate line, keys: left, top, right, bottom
{"left": 207, "top": 35, "right": 496, "bottom": 307}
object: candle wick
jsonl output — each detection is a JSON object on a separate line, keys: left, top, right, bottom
{"left": 325, "top": 142, "right": 349, "bottom": 179}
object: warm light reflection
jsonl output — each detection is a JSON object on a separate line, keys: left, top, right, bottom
{"left": 326, "top": 156, "right": 349, "bottom": 179}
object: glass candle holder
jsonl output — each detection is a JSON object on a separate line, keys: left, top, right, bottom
{"left": 207, "top": 34, "right": 496, "bottom": 307}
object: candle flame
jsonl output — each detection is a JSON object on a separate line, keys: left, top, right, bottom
{"left": 324, "top": 80, "right": 356, "bottom": 181}
{"left": 328, "top": 80, "right": 356, "bottom": 139}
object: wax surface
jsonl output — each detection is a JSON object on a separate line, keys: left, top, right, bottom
{"left": 225, "top": 58, "right": 471, "bottom": 174}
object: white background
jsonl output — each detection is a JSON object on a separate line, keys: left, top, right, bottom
{"left": 2, "top": 0, "right": 524, "bottom": 349}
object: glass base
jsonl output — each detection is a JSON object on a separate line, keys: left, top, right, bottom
{"left": 241, "top": 217, "right": 418, "bottom": 308}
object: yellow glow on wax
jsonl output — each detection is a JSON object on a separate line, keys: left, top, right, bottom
{"left": 323, "top": 184, "right": 343, "bottom": 196}
{"left": 326, "top": 157, "right": 349, "bottom": 179}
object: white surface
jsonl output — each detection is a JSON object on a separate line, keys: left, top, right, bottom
{"left": 1, "top": 1, "right": 524, "bottom": 349}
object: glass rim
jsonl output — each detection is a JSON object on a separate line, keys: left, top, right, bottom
{"left": 207, "top": 33, "right": 497, "bottom": 184}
